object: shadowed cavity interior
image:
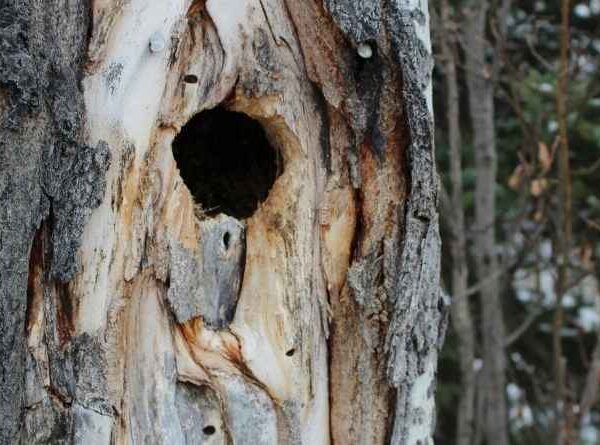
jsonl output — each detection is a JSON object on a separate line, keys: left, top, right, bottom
{"left": 172, "top": 107, "right": 280, "bottom": 219}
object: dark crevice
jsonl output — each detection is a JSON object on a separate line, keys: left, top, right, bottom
{"left": 222, "top": 231, "right": 231, "bottom": 250}
{"left": 172, "top": 107, "right": 281, "bottom": 219}
{"left": 26, "top": 221, "right": 46, "bottom": 335}
{"left": 183, "top": 74, "right": 198, "bottom": 84}
{"left": 311, "top": 82, "right": 332, "bottom": 173}
{"left": 55, "top": 282, "right": 75, "bottom": 348}
{"left": 203, "top": 425, "right": 216, "bottom": 435}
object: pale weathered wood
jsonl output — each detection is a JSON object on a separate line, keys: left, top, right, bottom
{"left": 167, "top": 215, "right": 246, "bottom": 328}
{"left": 0, "top": 0, "right": 445, "bottom": 444}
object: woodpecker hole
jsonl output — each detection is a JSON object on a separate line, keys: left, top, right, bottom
{"left": 286, "top": 348, "right": 295, "bottom": 357}
{"left": 203, "top": 425, "right": 216, "bottom": 435}
{"left": 173, "top": 107, "right": 280, "bottom": 219}
{"left": 184, "top": 74, "right": 198, "bottom": 84}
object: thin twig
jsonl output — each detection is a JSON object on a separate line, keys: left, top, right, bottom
{"left": 505, "top": 308, "right": 545, "bottom": 347}
{"left": 573, "top": 157, "right": 600, "bottom": 176}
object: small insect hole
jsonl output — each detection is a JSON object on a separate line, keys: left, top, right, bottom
{"left": 203, "top": 425, "right": 216, "bottom": 435}
{"left": 184, "top": 74, "right": 198, "bottom": 84}
{"left": 223, "top": 232, "right": 231, "bottom": 250}
{"left": 286, "top": 348, "right": 295, "bottom": 357}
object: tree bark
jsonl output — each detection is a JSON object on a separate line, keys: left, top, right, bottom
{"left": 438, "top": 2, "right": 476, "bottom": 444}
{"left": 554, "top": 0, "right": 573, "bottom": 442}
{"left": 0, "top": 0, "right": 445, "bottom": 444}
{"left": 463, "top": 2, "right": 509, "bottom": 445}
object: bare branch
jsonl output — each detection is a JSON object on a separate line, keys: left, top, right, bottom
{"left": 505, "top": 308, "right": 544, "bottom": 347}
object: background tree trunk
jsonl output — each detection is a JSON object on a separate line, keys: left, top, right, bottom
{"left": 0, "top": 0, "right": 445, "bottom": 443}
{"left": 554, "top": 0, "right": 573, "bottom": 442}
{"left": 463, "top": 2, "right": 509, "bottom": 445}
{"left": 437, "top": 2, "right": 476, "bottom": 444}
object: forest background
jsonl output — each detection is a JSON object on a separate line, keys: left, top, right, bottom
{"left": 433, "top": 0, "right": 600, "bottom": 443}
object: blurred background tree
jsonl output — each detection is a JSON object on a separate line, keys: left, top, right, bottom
{"left": 433, "top": 0, "right": 600, "bottom": 443}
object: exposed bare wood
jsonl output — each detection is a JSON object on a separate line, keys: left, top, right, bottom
{"left": 0, "top": 0, "right": 444, "bottom": 443}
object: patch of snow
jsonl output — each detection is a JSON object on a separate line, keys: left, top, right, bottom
{"left": 516, "top": 288, "right": 535, "bottom": 303}
{"left": 578, "top": 307, "right": 600, "bottom": 332}
{"left": 581, "top": 425, "right": 599, "bottom": 444}
{"left": 575, "top": 3, "right": 591, "bottom": 18}
{"left": 540, "top": 240, "right": 553, "bottom": 260}
{"left": 563, "top": 294, "right": 576, "bottom": 308}
{"left": 507, "top": 383, "right": 522, "bottom": 401}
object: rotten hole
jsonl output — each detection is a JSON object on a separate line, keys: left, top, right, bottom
{"left": 173, "top": 107, "right": 280, "bottom": 219}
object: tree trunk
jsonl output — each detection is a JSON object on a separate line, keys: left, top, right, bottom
{"left": 463, "top": 2, "right": 509, "bottom": 445}
{"left": 554, "top": 0, "right": 573, "bottom": 442}
{"left": 0, "top": 0, "right": 445, "bottom": 444}
{"left": 438, "top": 2, "right": 476, "bottom": 444}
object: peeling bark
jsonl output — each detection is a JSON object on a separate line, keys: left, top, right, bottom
{"left": 0, "top": 0, "right": 445, "bottom": 444}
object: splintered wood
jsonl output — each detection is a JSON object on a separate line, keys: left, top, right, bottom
{"left": 16, "top": 0, "right": 444, "bottom": 443}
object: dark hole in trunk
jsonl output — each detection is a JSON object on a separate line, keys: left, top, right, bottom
{"left": 222, "top": 231, "right": 231, "bottom": 250}
{"left": 173, "top": 107, "right": 280, "bottom": 219}
{"left": 203, "top": 425, "right": 216, "bottom": 435}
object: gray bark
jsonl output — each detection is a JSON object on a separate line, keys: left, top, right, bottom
{"left": 0, "top": 0, "right": 445, "bottom": 444}
{"left": 437, "top": 2, "right": 476, "bottom": 443}
{"left": 463, "top": 2, "right": 509, "bottom": 445}
{"left": 0, "top": 1, "right": 105, "bottom": 442}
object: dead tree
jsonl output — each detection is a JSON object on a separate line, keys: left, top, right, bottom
{"left": 0, "top": 0, "right": 446, "bottom": 443}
